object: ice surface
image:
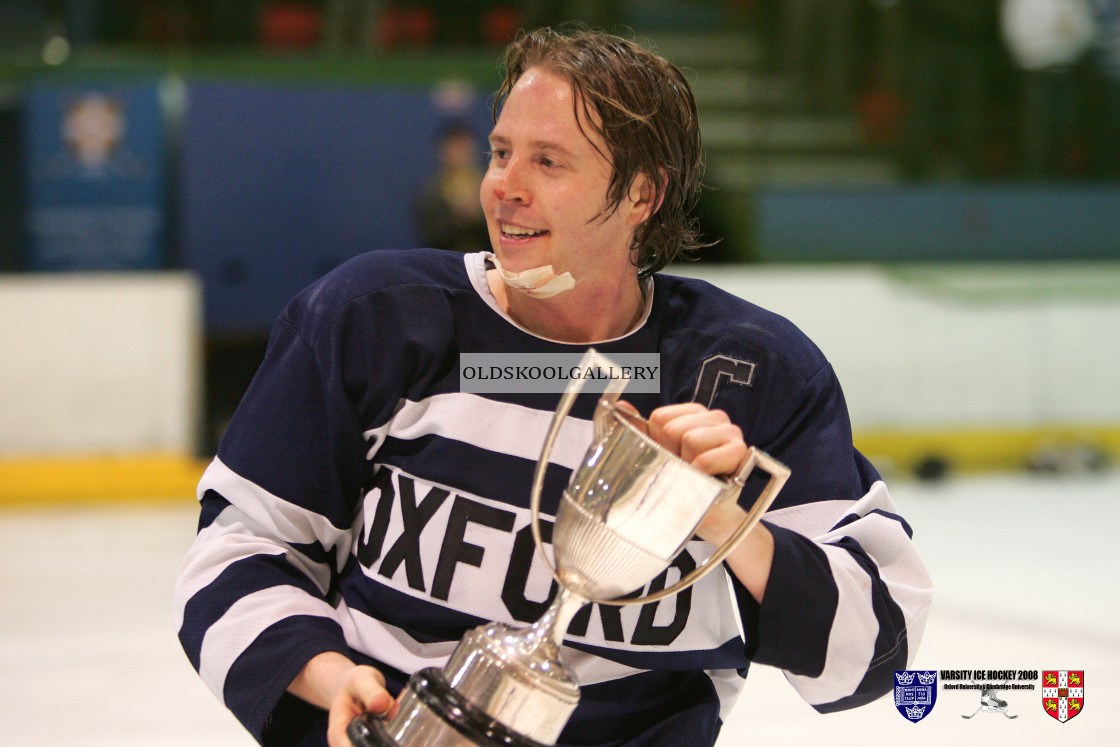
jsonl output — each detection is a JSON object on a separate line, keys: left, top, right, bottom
{"left": 1, "top": 471, "right": 1115, "bottom": 746}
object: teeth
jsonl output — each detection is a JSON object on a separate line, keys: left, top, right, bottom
{"left": 502, "top": 224, "right": 545, "bottom": 237}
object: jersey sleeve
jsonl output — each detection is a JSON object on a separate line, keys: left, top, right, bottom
{"left": 173, "top": 309, "right": 370, "bottom": 745}
{"left": 735, "top": 362, "right": 933, "bottom": 712}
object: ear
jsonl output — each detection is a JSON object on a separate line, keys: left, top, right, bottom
{"left": 626, "top": 168, "right": 666, "bottom": 226}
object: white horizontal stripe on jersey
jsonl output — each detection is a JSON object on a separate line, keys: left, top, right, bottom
{"left": 173, "top": 503, "right": 288, "bottom": 630}
{"left": 338, "top": 599, "right": 459, "bottom": 675}
{"left": 762, "top": 497, "right": 854, "bottom": 536}
{"left": 362, "top": 393, "right": 594, "bottom": 470}
{"left": 198, "top": 585, "right": 342, "bottom": 702}
{"left": 199, "top": 457, "right": 355, "bottom": 566}
{"left": 826, "top": 487, "right": 933, "bottom": 668}
{"left": 782, "top": 481, "right": 932, "bottom": 705}
{"left": 814, "top": 481, "right": 932, "bottom": 665}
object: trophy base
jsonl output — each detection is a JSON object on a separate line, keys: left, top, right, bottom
{"left": 347, "top": 668, "right": 549, "bottom": 747}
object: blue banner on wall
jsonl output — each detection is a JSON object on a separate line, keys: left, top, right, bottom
{"left": 179, "top": 82, "right": 493, "bottom": 334}
{"left": 23, "top": 81, "right": 167, "bottom": 271}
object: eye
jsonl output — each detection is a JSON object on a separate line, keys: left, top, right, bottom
{"left": 487, "top": 148, "right": 509, "bottom": 162}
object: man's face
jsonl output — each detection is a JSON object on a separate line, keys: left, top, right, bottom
{"left": 481, "top": 66, "right": 652, "bottom": 284}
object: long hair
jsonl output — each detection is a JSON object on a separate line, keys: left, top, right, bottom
{"left": 492, "top": 28, "right": 707, "bottom": 276}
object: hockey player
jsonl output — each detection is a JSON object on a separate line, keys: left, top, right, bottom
{"left": 174, "top": 28, "right": 933, "bottom": 747}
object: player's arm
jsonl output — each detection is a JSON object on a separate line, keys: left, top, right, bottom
{"left": 742, "top": 363, "right": 931, "bottom": 712}
{"left": 639, "top": 362, "right": 933, "bottom": 712}
{"left": 639, "top": 401, "right": 775, "bottom": 602}
{"left": 174, "top": 464, "right": 359, "bottom": 744}
{"left": 174, "top": 308, "right": 375, "bottom": 744}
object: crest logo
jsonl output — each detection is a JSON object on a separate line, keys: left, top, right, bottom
{"left": 1042, "top": 670, "right": 1084, "bottom": 722}
{"left": 895, "top": 670, "right": 937, "bottom": 723}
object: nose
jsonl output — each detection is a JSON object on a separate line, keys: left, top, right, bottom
{"left": 491, "top": 156, "right": 529, "bottom": 203}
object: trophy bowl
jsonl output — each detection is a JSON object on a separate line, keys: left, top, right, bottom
{"left": 349, "top": 349, "right": 789, "bottom": 746}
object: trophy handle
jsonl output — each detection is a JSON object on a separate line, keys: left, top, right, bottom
{"left": 530, "top": 349, "right": 791, "bottom": 608}
{"left": 602, "top": 446, "right": 790, "bottom": 605}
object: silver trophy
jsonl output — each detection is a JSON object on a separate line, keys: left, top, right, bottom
{"left": 349, "top": 349, "right": 790, "bottom": 746}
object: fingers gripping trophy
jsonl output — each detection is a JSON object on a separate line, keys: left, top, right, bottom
{"left": 349, "top": 350, "right": 790, "bottom": 746}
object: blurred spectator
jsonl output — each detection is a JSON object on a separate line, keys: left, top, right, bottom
{"left": 1001, "top": 0, "right": 1097, "bottom": 178}
{"left": 413, "top": 121, "right": 489, "bottom": 253}
{"left": 781, "top": 0, "right": 858, "bottom": 113}
{"left": 1091, "top": 0, "right": 1120, "bottom": 177}
{"left": 898, "top": 0, "right": 998, "bottom": 180}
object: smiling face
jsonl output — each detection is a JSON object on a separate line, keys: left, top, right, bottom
{"left": 480, "top": 66, "right": 655, "bottom": 291}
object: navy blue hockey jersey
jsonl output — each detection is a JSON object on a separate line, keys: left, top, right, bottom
{"left": 174, "top": 249, "right": 932, "bottom": 746}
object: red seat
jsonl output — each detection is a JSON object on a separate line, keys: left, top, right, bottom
{"left": 260, "top": 3, "right": 322, "bottom": 50}
{"left": 483, "top": 5, "right": 521, "bottom": 47}
{"left": 378, "top": 6, "right": 436, "bottom": 49}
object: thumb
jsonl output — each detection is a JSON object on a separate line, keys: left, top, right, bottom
{"left": 361, "top": 687, "right": 396, "bottom": 720}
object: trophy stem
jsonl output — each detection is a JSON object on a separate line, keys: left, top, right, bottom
{"left": 528, "top": 587, "right": 588, "bottom": 649}
{"left": 348, "top": 588, "right": 589, "bottom": 746}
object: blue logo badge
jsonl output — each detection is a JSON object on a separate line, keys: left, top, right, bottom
{"left": 895, "top": 670, "right": 937, "bottom": 723}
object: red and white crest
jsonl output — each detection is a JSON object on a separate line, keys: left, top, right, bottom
{"left": 1041, "top": 670, "right": 1084, "bottom": 722}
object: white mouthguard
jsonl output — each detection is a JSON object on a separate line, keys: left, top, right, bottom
{"left": 489, "top": 255, "right": 576, "bottom": 298}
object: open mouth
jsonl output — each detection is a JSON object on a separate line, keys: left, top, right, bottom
{"left": 501, "top": 223, "right": 548, "bottom": 239}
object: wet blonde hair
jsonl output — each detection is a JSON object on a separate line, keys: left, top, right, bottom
{"left": 493, "top": 28, "right": 707, "bottom": 276}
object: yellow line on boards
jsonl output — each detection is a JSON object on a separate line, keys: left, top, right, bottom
{"left": 2, "top": 424, "right": 1118, "bottom": 507}
{"left": 0, "top": 454, "right": 209, "bottom": 508}
{"left": 855, "top": 426, "right": 1120, "bottom": 474}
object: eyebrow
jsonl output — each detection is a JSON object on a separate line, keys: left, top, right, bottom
{"left": 487, "top": 134, "right": 579, "bottom": 159}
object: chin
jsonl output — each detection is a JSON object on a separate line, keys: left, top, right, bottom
{"left": 495, "top": 246, "right": 553, "bottom": 271}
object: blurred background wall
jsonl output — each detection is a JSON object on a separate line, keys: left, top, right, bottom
{"left": 1, "top": 0, "right": 1118, "bottom": 503}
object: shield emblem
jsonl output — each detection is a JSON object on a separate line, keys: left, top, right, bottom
{"left": 1042, "top": 670, "right": 1084, "bottom": 722}
{"left": 895, "top": 670, "right": 937, "bottom": 723}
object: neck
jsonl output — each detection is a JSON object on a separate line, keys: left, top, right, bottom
{"left": 487, "top": 270, "right": 645, "bottom": 343}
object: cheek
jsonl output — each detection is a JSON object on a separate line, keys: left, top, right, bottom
{"left": 478, "top": 173, "right": 492, "bottom": 207}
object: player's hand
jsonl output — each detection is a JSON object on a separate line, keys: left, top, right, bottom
{"left": 289, "top": 651, "right": 397, "bottom": 747}
{"left": 326, "top": 665, "right": 398, "bottom": 747}
{"left": 618, "top": 401, "right": 750, "bottom": 545}
{"left": 618, "top": 400, "right": 774, "bottom": 602}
